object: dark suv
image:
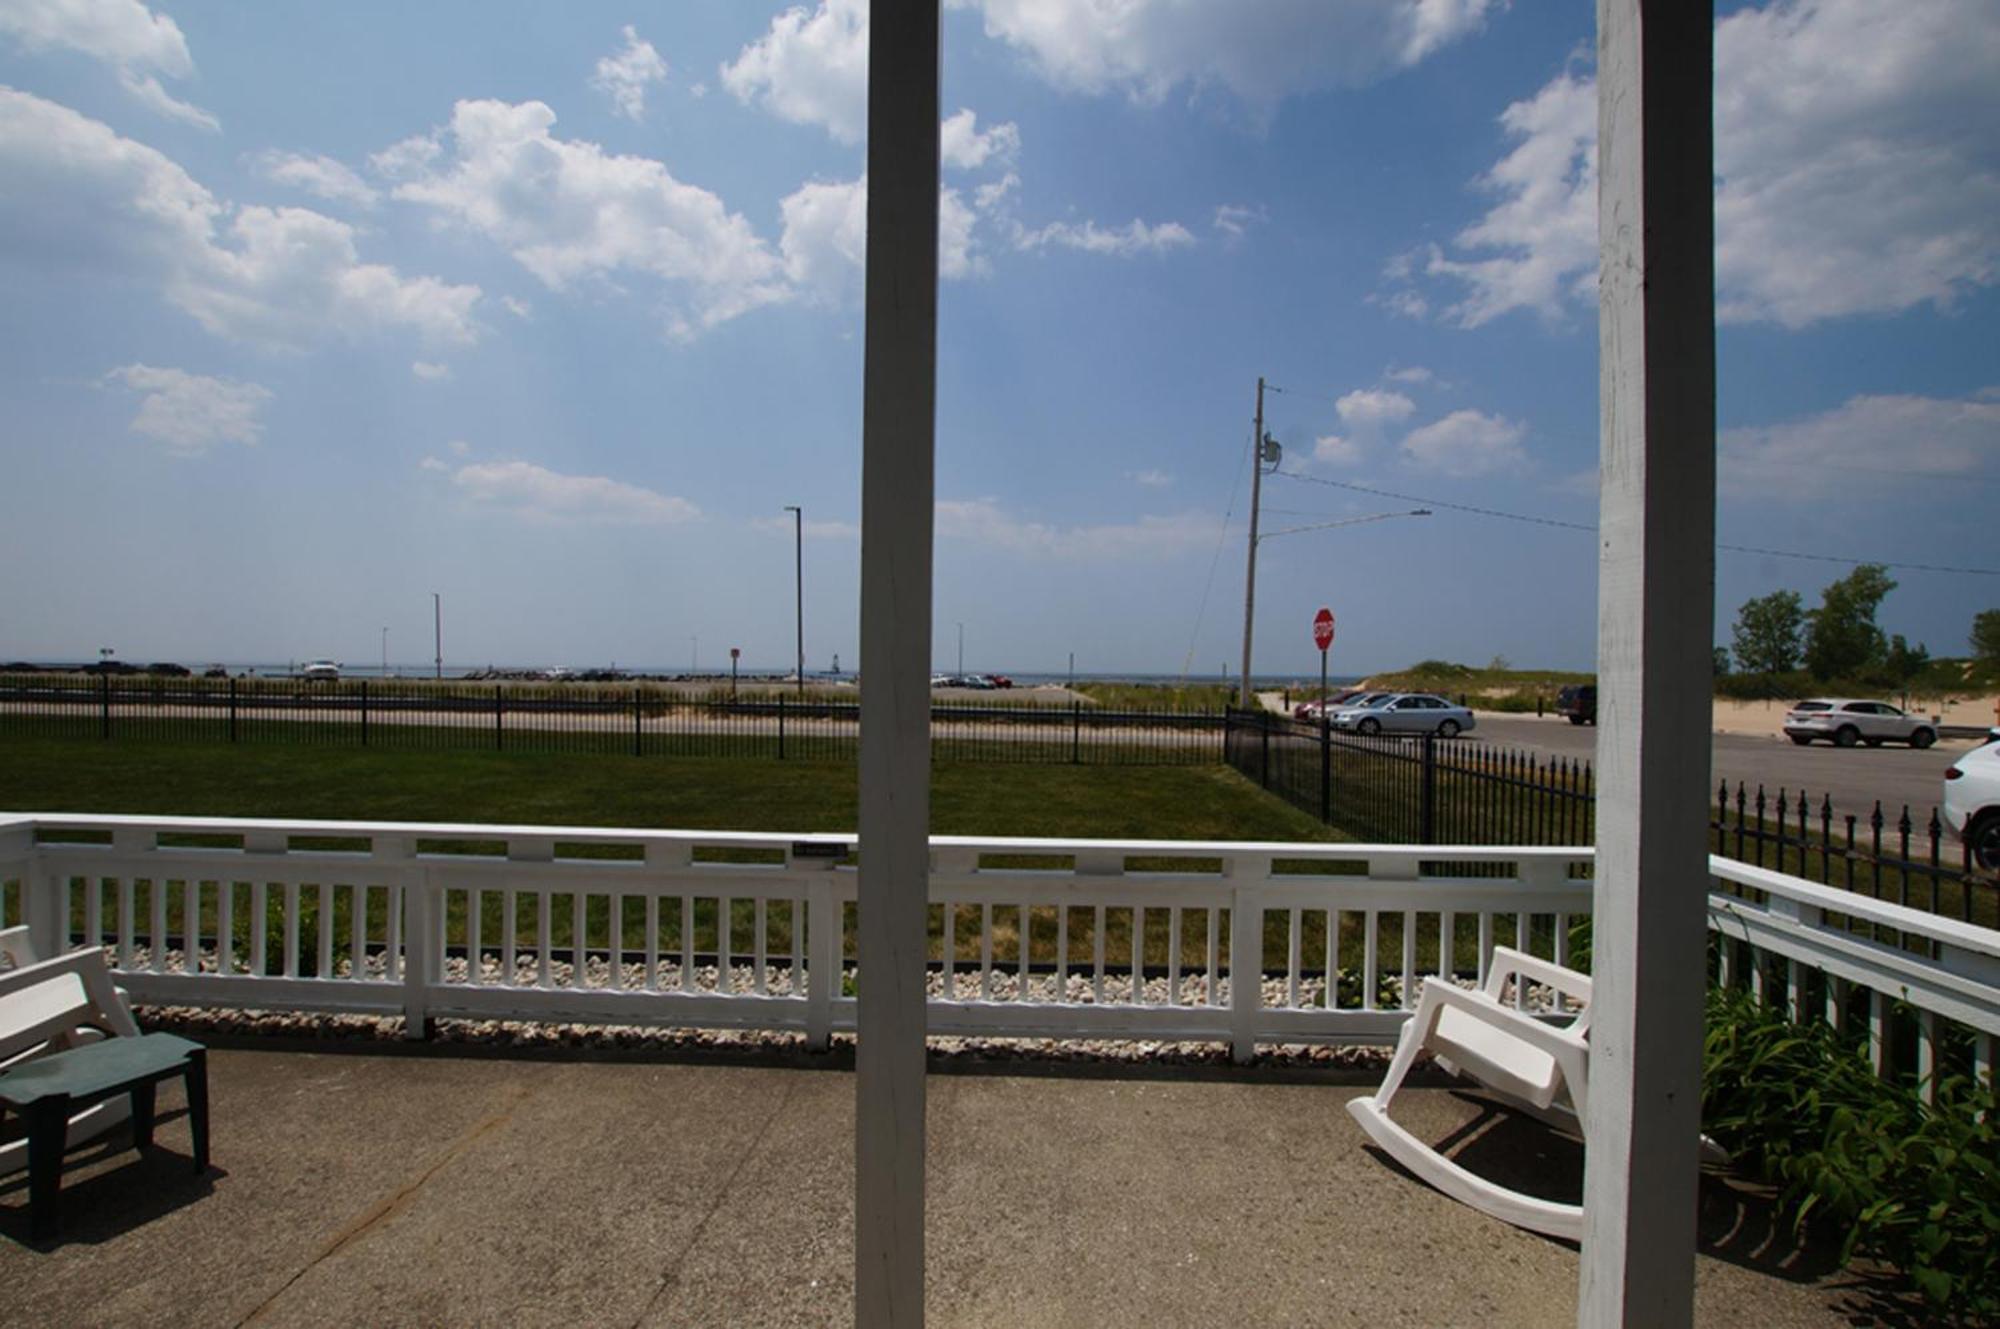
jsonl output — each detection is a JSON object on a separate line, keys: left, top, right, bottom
{"left": 1556, "top": 684, "right": 1596, "bottom": 726}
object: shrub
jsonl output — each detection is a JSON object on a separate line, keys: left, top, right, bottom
{"left": 1702, "top": 986, "right": 1998, "bottom": 1322}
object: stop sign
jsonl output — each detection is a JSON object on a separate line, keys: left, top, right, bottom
{"left": 1312, "top": 608, "right": 1335, "bottom": 651}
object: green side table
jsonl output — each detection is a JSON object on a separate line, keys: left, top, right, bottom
{"left": 0, "top": 1032, "right": 210, "bottom": 1240}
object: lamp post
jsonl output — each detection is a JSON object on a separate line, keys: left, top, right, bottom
{"left": 783, "top": 505, "right": 804, "bottom": 694}
{"left": 955, "top": 622, "right": 963, "bottom": 677}
{"left": 1240, "top": 507, "right": 1430, "bottom": 706}
{"left": 432, "top": 592, "right": 442, "bottom": 680}
{"left": 381, "top": 626, "right": 388, "bottom": 678}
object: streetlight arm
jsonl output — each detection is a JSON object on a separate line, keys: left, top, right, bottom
{"left": 1256, "top": 508, "right": 1430, "bottom": 543}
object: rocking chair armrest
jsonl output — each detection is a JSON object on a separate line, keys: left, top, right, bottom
{"left": 0, "top": 948, "right": 139, "bottom": 1037}
{"left": 1479, "top": 946, "right": 1592, "bottom": 1007}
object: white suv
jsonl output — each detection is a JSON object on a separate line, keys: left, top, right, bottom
{"left": 301, "top": 660, "right": 340, "bottom": 681}
{"left": 1944, "top": 731, "right": 2000, "bottom": 872}
{"left": 1782, "top": 698, "right": 1937, "bottom": 749}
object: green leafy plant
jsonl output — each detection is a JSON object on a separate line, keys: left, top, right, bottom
{"left": 1702, "top": 986, "right": 1998, "bottom": 1322}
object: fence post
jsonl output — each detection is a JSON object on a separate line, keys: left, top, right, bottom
{"left": 401, "top": 867, "right": 436, "bottom": 1040}
{"left": 778, "top": 694, "right": 787, "bottom": 759}
{"left": 806, "top": 877, "right": 837, "bottom": 1050}
{"left": 1228, "top": 871, "right": 1265, "bottom": 1064}
{"left": 1071, "top": 701, "right": 1081, "bottom": 764}
{"left": 100, "top": 672, "right": 110, "bottom": 740}
{"left": 228, "top": 675, "right": 238, "bottom": 743}
{"left": 360, "top": 680, "right": 369, "bottom": 747}
{"left": 494, "top": 685, "right": 503, "bottom": 751}
{"left": 1419, "top": 735, "right": 1438, "bottom": 845}
{"left": 633, "top": 687, "right": 642, "bottom": 757}
{"left": 1319, "top": 716, "right": 1332, "bottom": 824}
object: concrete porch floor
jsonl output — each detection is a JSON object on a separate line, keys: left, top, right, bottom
{"left": 0, "top": 1043, "right": 1887, "bottom": 1327}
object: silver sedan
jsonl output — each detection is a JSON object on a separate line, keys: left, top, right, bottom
{"left": 1330, "top": 692, "right": 1477, "bottom": 738}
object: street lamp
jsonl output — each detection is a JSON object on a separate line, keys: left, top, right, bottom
{"left": 432, "top": 592, "right": 442, "bottom": 680}
{"left": 956, "top": 622, "right": 964, "bottom": 677}
{"left": 783, "top": 505, "right": 804, "bottom": 695}
{"left": 381, "top": 626, "right": 389, "bottom": 678}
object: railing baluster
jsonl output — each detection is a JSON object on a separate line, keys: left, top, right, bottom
{"left": 1167, "top": 906, "right": 1181, "bottom": 1007}
{"left": 717, "top": 895, "right": 731, "bottom": 991}
{"left": 610, "top": 891, "right": 625, "bottom": 989}
{"left": 1401, "top": 911, "right": 1416, "bottom": 1010}
{"left": 1205, "top": 906, "right": 1220, "bottom": 1007}
{"left": 317, "top": 882, "right": 333, "bottom": 980}
{"left": 571, "top": 890, "right": 588, "bottom": 987}
{"left": 283, "top": 883, "right": 300, "bottom": 978}
{"left": 1020, "top": 902, "right": 1032, "bottom": 1001}
{"left": 1131, "top": 905, "right": 1145, "bottom": 1005}
{"left": 502, "top": 889, "right": 517, "bottom": 986}
{"left": 1092, "top": 905, "right": 1105, "bottom": 1004}
{"left": 754, "top": 897, "right": 768, "bottom": 995}
{"left": 537, "top": 890, "right": 553, "bottom": 989}
{"left": 1362, "top": 910, "right": 1378, "bottom": 1011}
{"left": 352, "top": 883, "right": 367, "bottom": 981}
{"left": 1055, "top": 902, "right": 1070, "bottom": 999}
{"left": 979, "top": 902, "right": 993, "bottom": 1000}
{"left": 151, "top": 876, "right": 169, "bottom": 974}
{"left": 1285, "top": 907, "right": 1301, "bottom": 1009}
{"left": 465, "top": 888, "right": 481, "bottom": 986}
{"left": 680, "top": 896, "right": 694, "bottom": 992}
{"left": 645, "top": 893, "right": 660, "bottom": 991}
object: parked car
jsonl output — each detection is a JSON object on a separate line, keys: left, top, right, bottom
{"left": 300, "top": 660, "right": 340, "bottom": 681}
{"left": 1555, "top": 684, "right": 1596, "bottom": 726}
{"left": 1782, "top": 698, "right": 1936, "bottom": 748}
{"left": 1331, "top": 692, "right": 1476, "bottom": 738}
{"left": 1944, "top": 729, "right": 2000, "bottom": 871}
{"left": 1294, "top": 689, "right": 1366, "bottom": 721}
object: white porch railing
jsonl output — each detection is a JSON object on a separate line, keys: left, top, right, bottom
{"left": 1708, "top": 855, "right": 2000, "bottom": 1099}
{"left": 2, "top": 814, "right": 1994, "bottom": 1087}
{"left": 0, "top": 814, "right": 1591, "bottom": 1059}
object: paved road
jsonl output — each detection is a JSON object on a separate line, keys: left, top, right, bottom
{"left": 1471, "top": 713, "right": 1975, "bottom": 820}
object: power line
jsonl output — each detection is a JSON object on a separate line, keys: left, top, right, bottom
{"left": 1272, "top": 468, "right": 2000, "bottom": 576}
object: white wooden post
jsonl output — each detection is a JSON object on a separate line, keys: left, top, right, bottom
{"left": 1228, "top": 858, "right": 1270, "bottom": 1062}
{"left": 856, "top": 4, "right": 939, "bottom": 1325}
{"left": 806, "top": 877, "right": 837, "bottom": 1051}
{"left": 1582, "top": 4, "right": 1715, "bottom": 1325}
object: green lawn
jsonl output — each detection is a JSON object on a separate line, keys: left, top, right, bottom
{"left": 0, "top": 738, "right": 1329, "bottom": 840}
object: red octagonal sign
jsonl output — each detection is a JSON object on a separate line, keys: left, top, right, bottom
{"left": 1312, "top": 608, "right": 1335, "bottom": 651}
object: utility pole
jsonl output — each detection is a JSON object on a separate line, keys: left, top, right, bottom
{"left": 381, "top": 626, "right": 389, "bottom": 678}
{"left": 432, "top": 593, "right": 442, "bottom": 680}
{"left": 1238, "top": 376, "right": 1270, "bottom": 708}
{"left": 956, "top": 622, "right": 964, "bottom": 676}
{"left": 784, "top": 505, "right": 804, "bottom": 694}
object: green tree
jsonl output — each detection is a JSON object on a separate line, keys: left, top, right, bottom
{"left": 1972, "top": 609, "right": 2000, "bottom": 669}
{"left": 1882, "top": 634, "right": 1928, "bottom": 685}
{"left": 1731, "top": 590, "right": 1803, "bottom": 674}
{"left": 1803, "top": 564, "right": 1897, "bottom": 681}
{"left": 1712, "top": 645, "right": 1731, "bottom": 675}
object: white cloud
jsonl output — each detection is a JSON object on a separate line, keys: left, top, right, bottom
{"left": 753, "top": 513, "right": 858, "bottom": 539}
{"left": 106, "top": 364, "right": 270, "bottom": 457}
{"left": 118, "top": 70, "right": 216, "bottom": 131}
{"left": 253, "top": 151, "right": 379, "bottom": 209}
{"left": 963, "top": 0, "right": 1495, "bottom": 107}
{"left": 591, "top": 25, "right": 668, "bottom": 122}
{"left": 1312, "top": 434, "right": 1365, "bottom": 467}
{"left": 0, "top": 89, "right": 480, "bottom": 348}
{"left": 450, "top": 460, "right": 700, "bottom": 525}
{"left": 386, "top": 99, "right": 789, "bottom": 340}
{"left": 1212, "top": 202, "right": 1266, "bottom": 244}
{"left": 1384, "top": 365, "right": 1433, "bottom": 384}
{"left": 0, "top": 0, "right": 217, "bottom": 128}
{"left": 1413, "top": 3, "right": 2000, "bottom": 329}
{"left": 418, "top": 455, "right": 449, "bottom": 473}
{"left": 941, "top": 109, "right": 1020, "bottom": 171}
{"left": 368, "top": 133, "right": 441, "bottom": 180}
{"left": 1721, "top": 393, "right": 2000, "bottom": 501}
{"left": 1336, "top": 388, "right": 1416, "bottom": 428}
{"left": 411, "top": 360, "right": 450, "bottom": 381}
{"left": 1398, "top": 410, "right": 1526, "bottom": 476}
{"left": 720, "top": 0, "right": 868, "bottom": 143}
{"left": 778, "top": 175, "right": 984, "bottom": 297}
{"left": 1131, "top": 469, "right": 1173, "bottom": 488}
{"left": 500, "top": 295, "right": 532, "bottom": 319}
{"left": 937, "top": 497, "right": 1219, "bottom": 559}
{"left": 1012, "top": 217, "right": 1195, "bottom": 257}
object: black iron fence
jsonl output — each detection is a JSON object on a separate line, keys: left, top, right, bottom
{"left": 1223, "top": 707, "right": 1995, "bottom": 928}
{"left": 0, "top": 674, "right": 1222, "bottom": 766}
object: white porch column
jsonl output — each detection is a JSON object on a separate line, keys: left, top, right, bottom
{"left": 1582, "top": 3, "right": 1715, "bottom": 1326}
{"left": 856, "top": 4, "right": 940, "bottom": 1326}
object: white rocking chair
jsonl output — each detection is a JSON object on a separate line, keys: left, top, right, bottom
{"left": 1347, "top": 946, "right": 1593, "bottom": 1240}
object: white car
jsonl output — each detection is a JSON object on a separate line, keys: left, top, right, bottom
{"left": 1944, "top": 730, "right": 2000, "bottom": 872}
{"left": 1782, "top": 698, "right": 1937, "bottom": 749}
{"left": 300, "top": 660, "right": 340, "bottom": 681}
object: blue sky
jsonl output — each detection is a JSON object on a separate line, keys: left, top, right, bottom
{"left": 1, "top": 0, "right": 1995, "bottom": 677}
